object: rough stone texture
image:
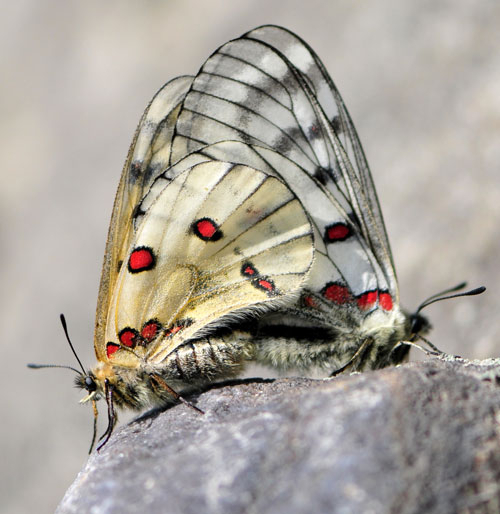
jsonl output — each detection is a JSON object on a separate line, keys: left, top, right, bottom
{"left": 56, "top": 357, "right": 500, "bottom": 514}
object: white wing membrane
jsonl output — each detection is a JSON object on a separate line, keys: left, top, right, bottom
{"left": 163, "top": 28, "right": 398, "bottom": 306}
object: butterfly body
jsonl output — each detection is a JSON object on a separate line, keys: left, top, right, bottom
{"left": 75, "top": 26, "right": 434, "bottom": 436}
{"left": 250, "top": 299, "right": 416, "bottom": 373}
{"left": 77, "top": 331, "right": 253, "bottom": 410}
{"left": 78, "top": 306, "right": 417, "bottom": 412}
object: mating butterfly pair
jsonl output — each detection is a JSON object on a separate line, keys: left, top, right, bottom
{"left": 32, "top": 25, "right": 483, "bottom": 450}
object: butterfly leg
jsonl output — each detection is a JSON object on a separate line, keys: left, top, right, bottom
{"left": 149, "top": 373, "right": 204, "bottom": 414}
{"left": 88, "top": 399, "right": 98, "bottom": 454}
{"left": 97, "top": 378, "right": 117, "bottom": 451}
{"left": 329, "top": 338, "right": 374, "bottom": 377}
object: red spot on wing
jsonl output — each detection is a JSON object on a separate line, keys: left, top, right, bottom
{"left": 325, "top": 223, "right": 351, "bottom": 242}
{"left": 197, "top": 219, "right": 216, "bottom": 238}
{"left": 379, "top": 292, "right": 393, "bottom": 311}
{"left": 106, "top": 342, "right": 120, "bottom": 359}
{"left": 303, "top": 295, "right": 318, "bottom": 308}
{"left": 323, "top": 283, "right": 351, "bottom": 304}
{"left": 193, "top": 218, "right": 222, "bottom": 241}
{"left": 357, "top": 291, "right": 378, "bottom": 310}
{"left": 257, "top": 279, "right": 275, "bottom": 292}
{"left": 243, "top": 265, "right": 256, "bottom": 276}
{"left": 241, "top": 262, "right": 276, "bottom": 296}
{"left": 163, "top": 318, "right": 193, "bottom": 338}
{"left": 141, "top": 320, "right": 161, "bottom": 342}
{"left": 165, "top": 324, "right": 184, "bottom": 338}
{"left": 165, "top": 318, "right": 193, "bottom": 337}
{"left": 119, "top": 328, "right": 138, "bottom": 347}
{"left": 128, "top": 247, "right": 155, "bottom": 273}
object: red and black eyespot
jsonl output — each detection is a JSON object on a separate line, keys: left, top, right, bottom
{"left": 192, "top": 218, "right": 223, "bottom": 241}
{"left": 164, "top": 325, "right": 183, "bottom": 338}
{"left": 128, "top": 246, "right": 156, "bottom": 273}
{"left": 118, "top": 327, "right": 139, "bottom": 348}
{"left": 302, "top": 294, "right": 319, "bottom": 309}
{"left": 241, "top": 262, "right": 257, "bottom": 277}
{"left": 164, "top": 318, "right": 193, "bottom": 338}
{"left": 253, "top": 276, "right": 277, "bottom": 296}
{"left": 106, "top": 342, "right": 120, "bottom": 359}
{"left": 141, "top": 319, "right": 162, "bottom": 343}
{"left": 355, "top": 290, "right": 394, "bottom": 311}
{"left": 241, "top": 261, "right": 277, "bottom": 296}
{"left": 324, "top": 222, "right": 352, "bottom": 243}
{"left": 356, "top": 290, "right": 378, "bottom": 310}
{"left": 322, "top": 282, "right": 352, "bottom": 304}
{"left": 308, "top": 124, "right": 321, "bottom": 139}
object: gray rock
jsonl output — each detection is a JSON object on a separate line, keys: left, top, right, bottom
{"left": 56, "top": 358, "right": 500, "bottom": 514}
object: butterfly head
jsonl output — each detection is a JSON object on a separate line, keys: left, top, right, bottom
{"left": 408, "top": 311, "right": 432, "bottom": 339}
{"left": 73, "top": 362, "right": 123, "bottom": 452}
{"left": 75, "top": 370, "right": 100, "bottom": 403}
{"left": 405, "top": 283, "right": 485, "bottom": 351}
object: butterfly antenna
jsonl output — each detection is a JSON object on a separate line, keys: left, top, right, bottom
{"left": 27, "top": 363, "right": 82, "bottom": 374}
{"left": 415, "top": 283, "right": 486, "bottom": 315}
{"left": 59, "top": 313, "right": 87, "bottom": 375}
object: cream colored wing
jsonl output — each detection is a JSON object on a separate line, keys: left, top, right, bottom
{"left": 94, "top": 76, "right": 193, "bottom": 361}
{"left": 99, "top": 161, "right": 314, "bottom": 367}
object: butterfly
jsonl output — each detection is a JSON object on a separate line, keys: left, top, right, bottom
{"left": 30, "top": 25, "right": 484, "bottom": 451}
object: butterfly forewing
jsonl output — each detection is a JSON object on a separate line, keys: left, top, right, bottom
{"left": 244, "top": 25, "right": 394, "bottom": 270}
{"left": 165, "top": 29, "right": 398, "bottom": 308}
{"left": 94, "top": 76, "right": 193, "bottom": 361}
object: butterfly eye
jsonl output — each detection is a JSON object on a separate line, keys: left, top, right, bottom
{"left": 410, "top": 313, "right": 431, "bottom": 336}
{"left": 85, "top": 376, "right": 97, "bottom": 392}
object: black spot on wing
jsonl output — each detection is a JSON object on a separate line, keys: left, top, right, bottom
{"left": 240, "top": 128, "right": 253, "bottom": 144}
{"left": 129, "top": 161, "right": 142, "bottom": 182}
{"left": 143, "top": 163, "right": 161, "bottom": 186}
{"left": 346, "top": 211, "right": 363, "bottom": 232}
{"left": 133, "top": 204, "right": 146, "bottom": 220}
{"left": 308, "top": 124, "right": 323, "bottom": 140}
{"left": 314, "top": 166, "right": 336, "bottom": 185}
{"left": 275, "top": 135, "right": 293, "bottom": 154}
{"left": 331, "top": 115, "right": 343, "bottom": 134}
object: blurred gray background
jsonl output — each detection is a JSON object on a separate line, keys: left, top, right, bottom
{"left": 2, "top": 1, "right": 499, "bottom": 513}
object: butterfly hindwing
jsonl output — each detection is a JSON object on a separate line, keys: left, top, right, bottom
{"left": 100, "top": 161, "right": 314, "bottom": 367}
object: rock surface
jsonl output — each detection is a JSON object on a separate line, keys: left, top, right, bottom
{"left": 56, "top": 357, "right": 500, "bottom": 514}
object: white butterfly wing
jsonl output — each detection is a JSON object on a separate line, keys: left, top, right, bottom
{"left": 244, "top": 25, "right": 394, "bottom": 276}
{"left": 162, "top": 26, "right": 399, "bottom": 318}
